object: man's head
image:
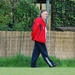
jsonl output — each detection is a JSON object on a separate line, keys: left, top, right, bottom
{"left": 40, "top": 10, "right": 48, "bottom": 20}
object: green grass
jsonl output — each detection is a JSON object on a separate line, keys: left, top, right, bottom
{"left": 0, "top": 67, "right": 75, "bottom": 75}
{"left": 0, "top": 54, "right": 75, "bottom": 75}
{"left": 0, "top": 54, "right": 75, "bottom": 67}
{"left": 0, "top": 55, "right": 75, "bottom": 67}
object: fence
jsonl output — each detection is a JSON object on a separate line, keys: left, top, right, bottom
{"left": 0, "top": 31, "right": 75, "bottom": 59}
{"left": 49, "top": 31, "right": 75, "bottom": 59}
{"left": 0, "top": 31, "right": 33, "bottom": 57}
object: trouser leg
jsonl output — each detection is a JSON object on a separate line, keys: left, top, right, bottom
{"left": 31, "top": 42, "right": 40, "bottom": 67}
{"left": 36, "top": 41, "right": 54, "bottom": 67}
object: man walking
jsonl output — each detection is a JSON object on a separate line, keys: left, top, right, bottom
{"left": 31, "top": 10, "right": 57, "bottom": 68}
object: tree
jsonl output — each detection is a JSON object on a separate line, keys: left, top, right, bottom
{"left": 0, "top": 0, "right": 39, "bottom": 31}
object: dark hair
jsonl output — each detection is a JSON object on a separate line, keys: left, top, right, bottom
{"left": 39, "top": 10, "right": 47, "bottom": 17}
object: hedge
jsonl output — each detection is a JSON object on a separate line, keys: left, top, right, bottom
{"left": 51, "top": 0, "right": 75, "bottom": 30}
{"left": 1, "top": 0, "right": 75, "bottom": 31}
{"left": 0, "top": 54, "right": 75, "bottom": 67}
{"left": 0, "top": 0, "right": 39, "bottom": 31}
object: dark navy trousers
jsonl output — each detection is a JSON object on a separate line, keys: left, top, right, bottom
{"left": 31, "top": 41, "right": 54, "bottom": 67}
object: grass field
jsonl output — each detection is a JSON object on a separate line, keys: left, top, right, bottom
{"left": 0, "top": 67, "right": 75, "bottom": 75}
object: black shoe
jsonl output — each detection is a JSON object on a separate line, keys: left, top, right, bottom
{"left": 51, "top": 63, "right": 58, "bottom": 68}
{"left": 53, "top": 63, "right": 57, "bottom": 67}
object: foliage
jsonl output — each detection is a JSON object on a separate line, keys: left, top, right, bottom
{"left": 0, "top": 0, "right": 39, "bottom": 31}
{"left": 51, "top": 0, "right": 75, "bottom": 30}
{"left": 13, "top": 0, "right": 39, "bottom": 31}
{"left": 0, "top": 54, "right": 75, "bottom": 67}
{"left": 0, "top": 0, "right": 11, "bottom": 30}
{"left": 0, "top": 54, "right": 31, "bottom": 67}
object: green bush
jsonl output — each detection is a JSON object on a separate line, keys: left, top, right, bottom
{"left": 0, "top": 54, "right": 75, "bottom": 67}
{"left": 0, "top": 54, "right": 31, "bottom": 67}
{"left": 0, "top": 0, "right": 11, "bottom": 30}
{"left": 51, "top": 0, "right": 75, "bottom": 30}
{"left": 13, "top": 0, "right": 39, "bottom": 31}
{"left": 0, "top": 0, "right": 39, "bottom": 31}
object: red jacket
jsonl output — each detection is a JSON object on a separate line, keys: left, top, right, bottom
{"left": 31, "top": 17, "right": 47, "bottom": 43}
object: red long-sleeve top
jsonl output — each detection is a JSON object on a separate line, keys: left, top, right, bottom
{"left": 31, "top": 17, "right": 47, "bottom": 43}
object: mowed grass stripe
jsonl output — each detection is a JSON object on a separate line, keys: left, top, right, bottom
{"left": 0, "top": 67, "right": 75, "bottom": 75}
